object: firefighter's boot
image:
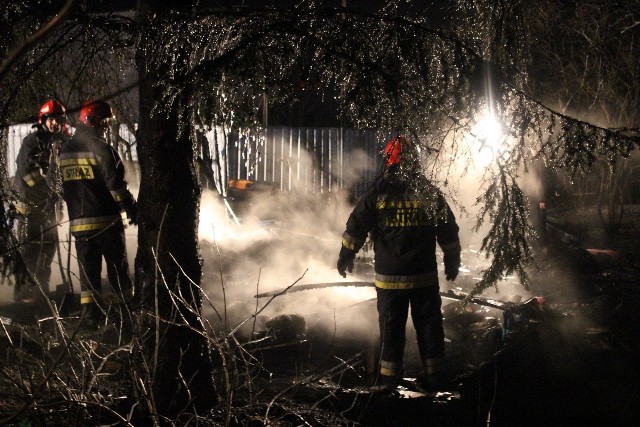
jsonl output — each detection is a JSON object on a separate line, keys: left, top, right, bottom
{"left": 416, "top": 358, "right": 447, "bottom": 392}
{"left": 79, "top": 302, "right": 106, "bottom": 331}
{"left": 370, "top": 374, "right": 400, "bottom": 393}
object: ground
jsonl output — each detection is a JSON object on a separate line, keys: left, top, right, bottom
{"left": 1, "top": 202, "right": 639, "bottom": 426}
{"left": 217, "top": 202, "right": 640, "bottom": 426}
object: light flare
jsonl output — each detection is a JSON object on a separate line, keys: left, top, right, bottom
{"left": 468, "top": 110, "right": 507, "bottom": 168}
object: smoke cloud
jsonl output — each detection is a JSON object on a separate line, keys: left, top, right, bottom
{"left": 198, "top": 185, "right": 378, "bottom": 340}
{"left": 0, "top": 143, "right": 554, "bottom": 338}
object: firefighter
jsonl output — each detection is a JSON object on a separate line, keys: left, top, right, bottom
{"left": 58, "top": 99, "right": 138, "bottom": 323}
{"left": 12, "top": 99, "right": 69, "bottom": 302}
{"left": 336, "top": 136, "right": 461, "bottom": 392}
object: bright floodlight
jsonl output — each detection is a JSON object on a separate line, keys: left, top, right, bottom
{"left": 475, "top": 112, "right": 503, "bottom": 148}
{"left": 471, "top": 111, "right": 504, "bottom": 167}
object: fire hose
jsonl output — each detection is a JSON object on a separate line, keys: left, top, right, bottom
{"left": 254, "top": 281, "right": 508, "bottom": 310}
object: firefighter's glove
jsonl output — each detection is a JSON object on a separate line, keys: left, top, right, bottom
{"left": 125, "top": 201, "right": 138, "bottom": 226}
{"left": 337, "top": 248, "right": 355, "bottom": 278}
{"left": 444, "top": 253, "right": 460, "bottom": 281}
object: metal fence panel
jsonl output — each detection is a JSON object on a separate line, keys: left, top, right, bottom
{"left": 6, "top": 124, "right": 385, "bottom": 199}
{"left": 6, "top": 124, "right": 138, "bottom": 177}
{"left": 6, "top": 124, "right": 33, "bottom": 178}
{"left": 224, "top": 127, "right": 384, "bottom": 198}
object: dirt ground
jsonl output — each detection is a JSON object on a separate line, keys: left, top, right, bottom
{"left": 2, "top": 201, "right": 639, "bottom": 426}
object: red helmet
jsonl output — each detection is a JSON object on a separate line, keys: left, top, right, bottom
{"left": 384, "top": 136, "right": 413, "bottom": 167}
{"left": 78, "top": 100, "right": 114, "bottom": 128}
{"left": 38, "top": 100, "right": 66, "bottom": 123}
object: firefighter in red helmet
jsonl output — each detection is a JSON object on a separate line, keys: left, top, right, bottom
{"left": 337, "top": 135, "right": 461, "bottom": 392}
{"left": 57, "top": 99, "right": 138, "bottom": 324}
{"left": 11, "top": 99, "right": 69, "bottom": 302}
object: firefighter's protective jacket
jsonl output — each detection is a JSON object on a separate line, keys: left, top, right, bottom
{"left": 12, "top": 125, "right": 66, "bottom": 214}
{"left": 59, "top": 126, "right": 136, "bottom": 236}
{"left": 341, "top": 172, "right": 460, "bottom": 289}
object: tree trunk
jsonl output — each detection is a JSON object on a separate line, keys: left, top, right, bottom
{"left": 134, "top": 1, "right": 217, "bottom": 418}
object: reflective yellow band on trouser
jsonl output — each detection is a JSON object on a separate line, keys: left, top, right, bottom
{"left": 70, "top": 215, "right": 120, "bottom": 233}
{"left": 71, "top": 222, "right": 113, "bottom": 233}
{"left": 80, "top": 291, "right": 97, "bottom": 305}
{"left": 375, "top": 271, "right": 438, "bottom": 289}
{"left": 379, "top": 360, "right": 401, "bottom": 377}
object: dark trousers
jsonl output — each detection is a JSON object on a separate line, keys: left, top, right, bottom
{"left": 16, "top": 209, "right": 58, "bottom": 295}
{"left": 75, "top": 225, "right": 132, "bottom": 302}
{"left": 376, "top": 286, "right": 444, "bottom": 377}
